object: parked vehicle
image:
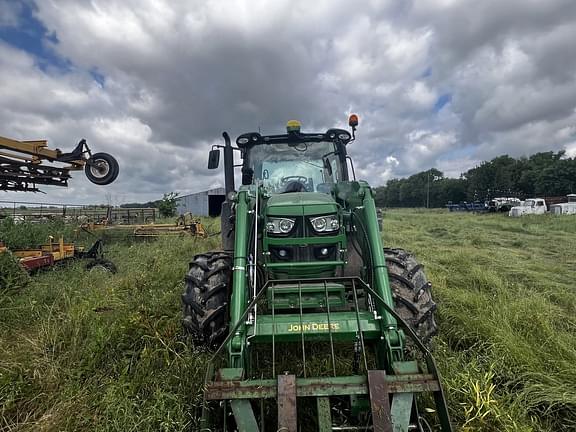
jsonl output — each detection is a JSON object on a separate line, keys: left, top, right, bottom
{"left": 509, "top": 198, "right": 547, "bottom": 217}
{"left": 550, "top": 194, "right": 576, "bottom": 215}
{"left": 487, "top": 197, "right": 521, "bottom": 212}
{"left": 446, "top": 201, "right": 486, "bottom": 212}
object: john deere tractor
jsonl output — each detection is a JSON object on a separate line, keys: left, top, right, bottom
{"left": 182, "top": 116, "right": 452, "bottom": 431}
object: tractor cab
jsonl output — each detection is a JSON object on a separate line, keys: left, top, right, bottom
{"left": 236, "top": 120, "right": 353, "bottom": 195}
{"left": 224, "top": 120, "right": 358, "bottom": 279}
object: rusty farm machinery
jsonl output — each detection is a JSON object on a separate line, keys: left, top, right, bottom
{"left": 0, "top": 236, "right": 116, "bottom": 273}
{"left": 79, "top": 210, "right": 209, "bottom": 239}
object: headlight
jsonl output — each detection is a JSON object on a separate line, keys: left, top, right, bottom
{"left": 310, "top": 215, "right": 339, "bottom": 233}
{"left": 266, "top": 217, "right": 295, "bottom": 234}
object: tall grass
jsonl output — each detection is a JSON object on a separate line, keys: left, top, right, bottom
{"left": 0, "top": 218, "right": 78, "bottom": 249}
{"left": 1, "top": 234, "right": 220, "bottom": 431}
{"left": 1, "top": 211, "right": 574, "bottom": 431}
{"left": 383, "top": 210, "right": 576, "bottom": 431}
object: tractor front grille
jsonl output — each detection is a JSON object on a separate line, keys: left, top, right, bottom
{"left": 269, "top": 244, "right": 337, "bottom": 263}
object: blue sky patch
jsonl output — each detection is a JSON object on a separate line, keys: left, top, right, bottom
{"left": 421, "top": 66, "right": 432, "bottom": 78}
{"left": 0, "top": 1, "right": 71, "bottom": 72}
{"left": 90, "top": 68, "right": 106, "bottom": 87}
{"left": 433, "top": 93, "right": 452, "bottom": 112}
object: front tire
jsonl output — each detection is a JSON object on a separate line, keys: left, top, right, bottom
{"left": 385, "top": 248, "right": 437, "bottom": 345}
{"left": 85, "top": 152, "right": 119, "bottom": 185}
{"left": 181, "top": 251, "right": 232, "bottom": 348}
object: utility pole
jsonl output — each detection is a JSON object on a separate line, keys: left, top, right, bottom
{"left": 426, "top": 170, "right": 430, "bottom": 209}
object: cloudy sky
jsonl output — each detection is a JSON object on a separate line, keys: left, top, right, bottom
{"left": 1, "top": 0, "right": 576, "bottom": 205}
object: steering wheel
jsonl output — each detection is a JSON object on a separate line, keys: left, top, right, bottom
{"left": 280, "top": 175, "right": 309, "bottom": 193}
{"left": 281, "top": 176, "right": 308, "bottom": 185}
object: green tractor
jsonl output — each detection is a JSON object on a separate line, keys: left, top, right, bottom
{"left": 182, "top": 116, "right": 452, "bottom": 431}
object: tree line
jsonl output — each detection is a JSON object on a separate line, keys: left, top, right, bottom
{"left": 374, "top": 151, "right": 576, "bottom": 208}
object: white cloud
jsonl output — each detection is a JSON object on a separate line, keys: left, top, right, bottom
{"left": 565, "top": 142, "right": 576, "bottom": 158}
{"left": 405, "top": 81, "right": 437, "bottom": 110}
{"left": 1, "top": 0, "right": 576, "bottom": 203}
{"left": 437, "top": 156, "right": 480, "bottom": 178}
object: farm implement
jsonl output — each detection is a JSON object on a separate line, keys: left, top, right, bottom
{"left": 80, "top": 212, "right": 208, "bottom": 238}
{"left": 182, "top": 118, "right": 452, "bottom": 431}
{"left": 0, "top": 135, "right": 119, "bottom": 192}
{"left": 0, "top": 237, "right": 115, "bottom": 272}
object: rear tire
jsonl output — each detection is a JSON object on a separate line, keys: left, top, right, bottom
{"left": 182, "top": 251, "right": 232, "bottom": 348}
{"left": 384, "top": 248, "right": 437, "bottom": 345}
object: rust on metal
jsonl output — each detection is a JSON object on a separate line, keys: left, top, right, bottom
{"left": 368, "top": 370, "right": 392, "bottom": 432}
{"left": 277, "top": 374, "right": 297, "bottom": 432}
{"left": 205, "top": 376, "right": 440, "bottom": 400}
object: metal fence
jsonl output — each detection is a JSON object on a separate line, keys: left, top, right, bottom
{"left": 0, "top": 200, "right": 158, "bottom": 224}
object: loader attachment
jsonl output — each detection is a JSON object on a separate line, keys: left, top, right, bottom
{"left": 200, "top": 277, "right": 452, "bottom": 432}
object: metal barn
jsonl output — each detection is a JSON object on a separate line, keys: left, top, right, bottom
{"left": 176, "top": 188, "right": 226, "bottom": 217}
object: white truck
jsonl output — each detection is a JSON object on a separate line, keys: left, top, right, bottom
{"left": 508, "top": 198, "right": 547, "bottom": 217}
{"left": 550, "top": 194, "right": 576, "bottom": 215}
{"left": 488, "top": 197, "right": 522, "bottom": 212}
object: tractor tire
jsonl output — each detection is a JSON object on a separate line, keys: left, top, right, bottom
{"left": 85, "top": 152, "right": 119, "bottom": 185}
{"left": 181, "top": 251, "right": 232, "bottom": 348}
{"left": 384, "top": 248, "right": 437, "bottom": 345}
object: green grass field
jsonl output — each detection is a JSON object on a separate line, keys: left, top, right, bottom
{"left": 1, "top": 211, "right": 575, "bottom": 431}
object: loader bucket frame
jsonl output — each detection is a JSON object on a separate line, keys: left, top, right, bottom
{"left": 200, "top": 276, "right": 452, "bottom": 431}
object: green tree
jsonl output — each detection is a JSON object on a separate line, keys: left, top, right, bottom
{"left": 373, "top": 151, "right": 575, "bottom": 208}
{"left": 158, "top": 192, "right": 180, "bottom": 218}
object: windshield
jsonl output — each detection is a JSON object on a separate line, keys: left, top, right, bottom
{"left": 249, "top": 141, "right": 343, "bottom": 193}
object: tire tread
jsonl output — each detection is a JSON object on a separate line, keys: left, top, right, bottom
{"left": 182, "top": 251, "right": 231, "bottom": 348}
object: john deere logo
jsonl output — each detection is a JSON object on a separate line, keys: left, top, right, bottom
{"left": 288, "top": 323, "right": 340, "bottom": 332}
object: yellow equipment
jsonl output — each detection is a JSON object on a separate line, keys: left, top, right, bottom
{"left": 0, "top": 135, "right": 119, "bottom": 192}
{"left": 0, "top": 237, "right": 114, "bottom": 272}
{"left": 80, "top": 213, "right": 208, "bottom": 238}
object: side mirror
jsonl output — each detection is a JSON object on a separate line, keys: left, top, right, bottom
{"left": 208, "top": 149, "right": 220, "bottom": 169}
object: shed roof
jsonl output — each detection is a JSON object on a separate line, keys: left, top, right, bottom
{"left": 178, "top": 187, "right": 225, "bottom": 198}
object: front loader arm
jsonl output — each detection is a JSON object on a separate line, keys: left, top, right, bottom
{"left": 228, "top": 187, "right": 253, "bottom": 367}
{"left": 357, "top": 183, "right": 404, "bottom": 363}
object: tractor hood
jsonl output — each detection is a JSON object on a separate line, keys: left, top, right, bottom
{"left": 266, "top": 192, "right": 338, "bottom": 216}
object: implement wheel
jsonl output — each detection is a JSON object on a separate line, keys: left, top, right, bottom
{"left": 85, "top": 258, "right": 117, "bottom": 274}
{"left": 384, "top": 248, "right": 437, "bottom": 345}
{"left": 182, "top": 251, "right": 232, "bottom": 348}
{"left": 85, "top": 152, "right": 119, "bottom": 185}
